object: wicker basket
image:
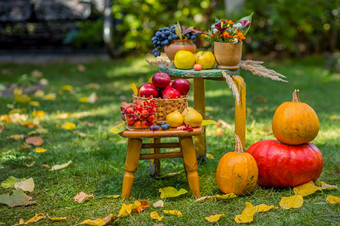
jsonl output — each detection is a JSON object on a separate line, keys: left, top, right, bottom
{"left": 133, "top": 95, "right": 188, "bottom": 122}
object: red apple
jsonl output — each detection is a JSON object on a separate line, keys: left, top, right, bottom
{"left": 138, "top": 83, "right": 158, "bottom": 98}
{"left": 152, "top": 72, "right": 171, "bottom": 89}
{"left": 172, "top": 79, "right": 190, "bottom": 95}
{"left": 162, "top": 86, "right": 181, "bottom": 99}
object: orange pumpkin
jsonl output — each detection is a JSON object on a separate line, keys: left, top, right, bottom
{"left": 272, "top": 89, "right": 319, "bottom": 145}
{"left": 216, "top": 133, "right": 258, "bottom": 195}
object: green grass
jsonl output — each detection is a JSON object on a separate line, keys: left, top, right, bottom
{"left": 0, "top": 56, "right": 339, "bottom": 225}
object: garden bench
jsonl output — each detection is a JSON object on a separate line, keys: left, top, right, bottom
{"left": 119, "top": 127, "right": 203, "bottom": 198}
{"left": 0, "top": 0, "right": 114, "bottom": 56}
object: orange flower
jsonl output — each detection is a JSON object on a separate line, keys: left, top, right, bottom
{"left": 237, "top": 31, "right": 245, "bottom": 40}
{"left": 227, "top": 20, "right": 235, "bottom": 25}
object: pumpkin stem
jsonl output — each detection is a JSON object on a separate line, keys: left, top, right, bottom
{"left": 292, "top": 89, "right": 301, "bottom": 103}
{"left": 233, "top": 133, "right": 243, "bottom": 153}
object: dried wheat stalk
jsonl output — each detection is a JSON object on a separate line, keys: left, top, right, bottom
{"left": 145, "top": 57, "right": 174, "bottom": 68}
{"left": 221, "top": 71, "right": 240, "bottom": 106}
{"left": 240, "top": 60, "right": 288, "bottom": 82}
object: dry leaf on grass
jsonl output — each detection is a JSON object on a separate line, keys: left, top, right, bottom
{"left": 326, "top": 195, "right": 340, "bottom": 204}
{"left": 14, "top": 178, "right": 34, "bottom": 192}
{"left": 159, "top": 187, "right": 188, "bottom": 199}
{"left": 35, "top": 147, "right": 47, "bottom": 153}
{"left": 205, "top": 214, "right": 224, "bottom": 223}
{"left": 29, "top": 101, "right": 40, "bottom": 107}
{"left": 47, "top": 214, "right": 67, "bottom": 221}
{"left": 34, "top": 90, "right": 45, "bottom": 97}
{"left": 155, "top": 170, "right": 184, "bottom": 179}
{"left": 0, "top": 189, "right": 37, "bottom": 207}
{"left": 25, "top": 161, "right": 36, "bottom": 167}
{"left": 206, "top": 153, "right": 214, "bottom": 159}
{"left": 133, "top": 200, "right": 150, "bottom": 213}
{"left": 57, "top": 113, "right": 71, "bottom": 119}
{"left": 234, "top": 202, "right": 256, "bottom": 224}
{"left": 119, "top": 201, "right": 141, "bottom": 217}
{"left": 195, "top": 196, "right": 213, "bottom": 203}
{"left": 150, "top": 211, "right": 164, "bottom": 221}
{"left": 254, "top": 204, "right": 276, "bottom": 213}
{"left": 103, "top": 195, "right": 120, "bottom": 199}
{"left": 20, "top": 213, "right": 45, "bottom": 224}
{"left": 314, "top": 180, "right": 338, "bottom": 190}
{"left": 18, "top": 143, "right": 32, "bottom": 150}
{"left": 25, "top": 136, "right": 43, "bottom": 146}
{"left": 293, "top": 181, "right": 321, "bottom": 196}
{"left": 80, "top": 214, "right": 117, "bottom": 226}
{"left": 61, "top": 122, "right": 76, "bottom": 130}
{"left": 163, "top": 210, "right": 182, "bottom": 217}
{"left": 43, "top": 93, "right": 56, "bottom": 100}
{"left": 61, "top": 85, "right": 73, "bottom": 91}
{"left": 85, "top": 83, "right": 100, "bottom": 89}
{"left": 1, "top": 176, "right": 21, "bottom": 188}
{"left": 215, "top": 193, "right": 237, "bottom": 200}
{"left": 28, "top": 128, "right": 48, "bottom": 136}
{"left": 50, "top": 160, "right": 72, "bottom": 171}
{"left": 74, "top": 192, "right": 94, "bottom": 203}
{"left": 42, "top": 164, "right": 50, "bottom": 169}
{"left": 7, "top": 134, "right": 25, "bottom": 140}
{"left": 279, "top": 195, "right": 303, "bottom": 209}
{"left": 153, "top": 200, "right": 164, "bottom": 208}
{"left": 31, "top": 110, "right": 45, "bottom": 118}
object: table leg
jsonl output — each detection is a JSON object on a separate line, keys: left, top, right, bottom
{"left": 150, "top": 138, "right": 161, "bottom": 178}
{"left": 179, "top": 137, "right": 200, "bottom": 198}
{"left": 193, "top": 78, "right": 206, "bottom": 161}
{"left": 121, "top": 138, "right": 142, "bottom": 199}
{"left": 233, "top": 76, "right": 246, "bottom": 150}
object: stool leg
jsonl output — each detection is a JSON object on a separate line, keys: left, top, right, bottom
{"left": 150, "top": 138, "right": 161, "bottom": 178}
{"left": 121, "top": 138, "right": 142, "bottom": 199}
{"left": 179, "top": 137, "right": 200, "bottom": 198}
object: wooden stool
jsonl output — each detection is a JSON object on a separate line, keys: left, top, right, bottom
{"left": 119, "top": 126, "right": 203, "bottom": 199}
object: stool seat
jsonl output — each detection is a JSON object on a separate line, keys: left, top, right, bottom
{"left": 119, "top": 127, "right": 203, "bottom": 199}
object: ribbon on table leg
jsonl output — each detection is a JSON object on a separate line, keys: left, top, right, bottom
{"left": 221, "top": 71, "right": 240, "bottom": 106}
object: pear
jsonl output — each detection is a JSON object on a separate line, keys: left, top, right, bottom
{"left": 166, "top": 110, "right": 184, "bottom": 127}
{"left": 182, "top": 107, "right": 203, "bottom": 127}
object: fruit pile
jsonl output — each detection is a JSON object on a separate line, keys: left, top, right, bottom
{"left": 138, "top": 72, "right": 190, "bottom": 99}
{"left": 151, "top": 25, "right": 197, "bottom": 57}
{"left": 121, "top": 99, "right": 157, "bottom": 129}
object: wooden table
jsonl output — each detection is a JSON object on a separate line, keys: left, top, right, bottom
{"left": 159, "top": 66, "right": 246, "bottom": 161}
{"left": 119, "top": 127, "right": 203, "bottom": 198}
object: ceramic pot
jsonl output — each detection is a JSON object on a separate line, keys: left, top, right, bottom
{"left": 214, "top": 41, "right": 242, "bottom": 70}
{"left": 164, "top": 39, "right": 196, "bottom": 61}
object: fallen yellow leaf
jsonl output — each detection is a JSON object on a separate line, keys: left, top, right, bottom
{"left": 7, "top": 134, "right": 25, "bottom": 140}
{"left": 104, "top": 195, "right": 120, "bottom": 199}
{"left": 43, "top": 93, "right": 56, "bottom": 100}
{"left": 195, "top": 196, "right": 213, "bottom": 203}
{"left": 119, "top": 201, "right": 141, "bottom": 217}
{"left": 28, "top": 128, "right": 48, "bottom": 136}
{"left": 206, "top": 153, "right": 214, "bottom": 159}
{"left": 32, "top": 110, "right": 45, "bottom": 118}
{"left": 150, "top": 211, "right": 164, "bottom": 221}
{"left": 85, "top": 83, "right": 100, "bottom": 89}
{"left": 34, "top": 90, "right": 45, "bottom": 97}
{"left": 61, "top": 122, "right": 76, "bottom": 130}
{"left": 314, "top": 180, "right": 338, "bottom": 190}
{"left": 47, "top": 214, "right": 67, "bottom": 221}
{"left": 1, "top": 176, "right": 22, "bottom": 188}
{"left": 35, "top": 147, "right": 47, "bottom": 153}
{"left": 80, "top": 97, "right": 89, "bottom": 102}
{"left": 14, "top": 178, "right": 34, "bottom": 192}
{"left": 13, "top": 88, "right": 23, "bottom": 96}
{"left": 215, "top": 193, "right": 237, "bottom": 200}
{"left": 279, "top": 195, "right": 303, "bottom": 209}
{"left": 254, "top": 204, "right": 276, "bottom": 213}
{"left": 57, "top": 112, "right": 71, "bottom": 119}
{"left": 22, "top": 213, "right": 46, "bottom": 224}
{"left": 153, "top": 200, "right": 164, "bottom": 208}
{"left": 50, "top": 160, "right": 73, "bottom": 171}
{"left": 293, "top": 181, "right": 321, "bottom": 196}
{"left": 201, "top": 119, "right": 217, "bottom": 126}
{"left": 133, "top": 200, "right": 149, "bottom": 213}
{"left": 159, "top": 187, "right": 188, "bottom": 199}
{"left": 29, "top": 101, "right": 40, "bottom": 107}
{"left": 329, "top": 115, "right": 340, "bottom": 120}
{"left": 235, "top": 202, "right": 256, "bottom": 224}
{"left": 205, "top": 214, "right": 224, "bottom": 223}
{"left": 15, "top": 95, "right": 31, "bottom": 103}
{"left": 326, "top": 195, "right": 340, "bottom": 204}
{"left": 163, "top": 210, "right": 182, "bottom": 217}
{"left": 79, "top": 214, "right": 117, "bottom": 226}
{"left": 25, "top": 161, "right": 35, "bottom": 167}
{"left": 61, "top": 85, "right": 73, "bottom": 91}
{"left": 74, "top": 192, "right": 94, "bottom": 203}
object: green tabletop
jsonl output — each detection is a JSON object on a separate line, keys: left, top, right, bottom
{"left": 158, "top": 66, "right": 240, "bottom": 78}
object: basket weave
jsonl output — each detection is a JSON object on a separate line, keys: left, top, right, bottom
{"left": 133, "top": 95, "right": 188, "bottom": 122}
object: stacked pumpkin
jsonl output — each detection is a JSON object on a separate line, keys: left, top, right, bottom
{"left": 247, "top": 89, "right": 323, "bottom": 187}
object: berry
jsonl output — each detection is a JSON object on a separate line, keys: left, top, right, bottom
{"left": 161, "top": 124, "right": 168, "bottom": 130}
{"left": 150, "top": 125, "right": 159, "bottom": 131}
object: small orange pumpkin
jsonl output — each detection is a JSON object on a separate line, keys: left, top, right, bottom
{"left": 216, "top": 133, "right": 258, "bottom": 195}
{"left": 272, "top": 89, "right": 319, "bottom": 145}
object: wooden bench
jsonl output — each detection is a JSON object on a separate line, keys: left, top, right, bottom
{"left": 119, "top": 127, "right": 203, "bottom": 198}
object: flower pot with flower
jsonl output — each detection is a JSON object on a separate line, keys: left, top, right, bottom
{"left": 204, "top": 13, "right": 253, "bottom": 70}
{"left": 151, "top": 22, "right": 203, "bottom": 61}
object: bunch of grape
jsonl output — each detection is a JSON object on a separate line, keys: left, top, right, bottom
{"left": 151, "top": 25, "right": 197, "bottom": 57}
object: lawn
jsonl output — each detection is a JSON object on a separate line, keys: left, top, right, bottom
{"left": 0, "top": 56, "right": 339, "bottom": 225}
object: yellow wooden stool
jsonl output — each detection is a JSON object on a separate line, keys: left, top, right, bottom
{"left": 119, "top": 126, "right": 203, "bottom": 198}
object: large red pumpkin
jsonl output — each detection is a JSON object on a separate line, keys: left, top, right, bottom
{"left": 246, "top": 140, "right": 323, "bottom": 187}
